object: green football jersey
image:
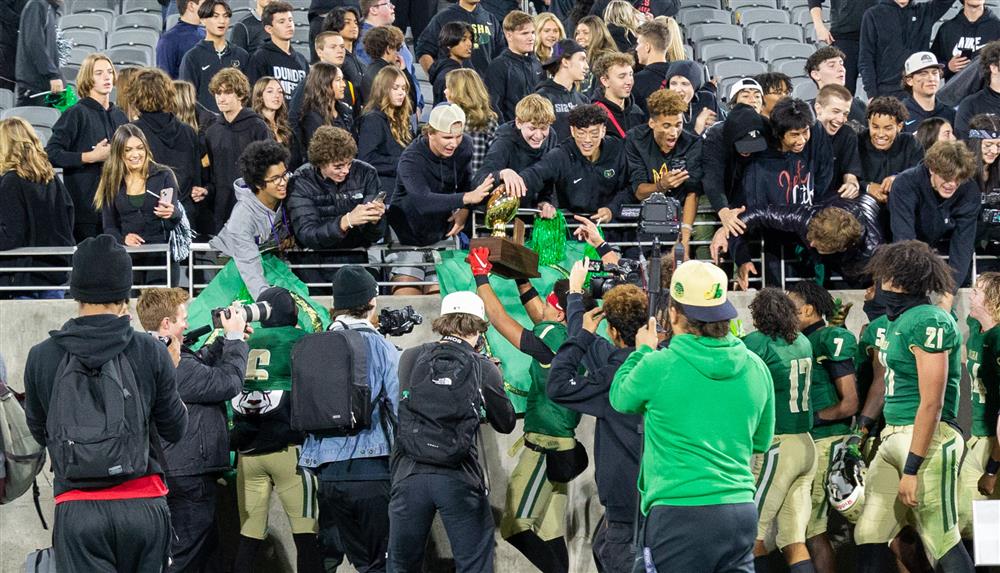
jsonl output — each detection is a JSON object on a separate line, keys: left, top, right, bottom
{"left": 855, "top": 315, "right": 891, "bottom": 406}
{"left": 806, "top": 324, "right": 857, "bottom": 438}
{"left": 743, "top": 331, "right": 814, "bottom": 434}
{"left": 524, "top": 321, "right": 581, "bottom": 438}
{"left": 966, "top": 317, "right": 1000, "bottom": 437}
{"left": 879, "top": 305, "right": 962, "bottom": 426}
{"left": 243, "top": 326, "right": 307, "bottom": 392}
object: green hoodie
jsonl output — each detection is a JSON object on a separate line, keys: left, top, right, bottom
{"left": 610, "top": 333, "right": 775, "bottom": 514}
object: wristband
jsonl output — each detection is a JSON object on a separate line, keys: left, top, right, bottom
{"left": 903, "top": 452, "right": 925, "bottom": 476}
{"left": 987, "top": 458, "right": 1000, "bottom": 476}
{"left": 474, "top": 275, "right": 490, "bottom": 287}
{"left": 680, "top": 223, "right": 693, "bottom": 232}
{"left": 596, "top": 241, "right": 613, "bottom": 257}
{"left": 519, "top": 287, "right": 539, "bottom": 305}
{"left": 855, "top": 415, "right": 877, "bottom": 436}
{"left": 345, "top": 213, "right": 353, "bottom": 229}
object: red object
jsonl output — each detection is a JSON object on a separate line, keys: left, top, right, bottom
{"left": 546, "top": 292, "right": 564, "bottom": 312}
{"left": 467, "top": 247, "right": 493, "bottom": 276}
{"left": 55, "top": 474, "right": 168, "bottom": 505}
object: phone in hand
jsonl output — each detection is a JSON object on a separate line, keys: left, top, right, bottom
{"left": 960, "top": 48, "right": 975, "bottom": 60}
{"left": 159, "top": 187, "right": 174, "bottom": 205}
{"left": 372, "top": 191, "right": 387, "bottom": 204}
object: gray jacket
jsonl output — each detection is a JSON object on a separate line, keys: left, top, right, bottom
{"left": 15, "top": 0, "right": 60, "bottom": 95}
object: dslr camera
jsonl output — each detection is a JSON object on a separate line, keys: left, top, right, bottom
{"left": 618, "top": 192, "right": 681, "bottom": 240}
{"left": 589, "top": 258, "right": 644, "bottom": 299}
{"left": 211, "top": 301, "right": 272, "bottom": 330}
{"left": 981, "top": 190, "right": 1000, "bottom": 255}
{"left": 378, "top": 305, "right": 423, "bottom": 336}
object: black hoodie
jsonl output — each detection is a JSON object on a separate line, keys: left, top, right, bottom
{"left": 428, "top": 57, "right": 472, "bottom": 105}
{"left": 231, "top": 11, "right": 268, "bottom": 56}
{"left": 14, "top": 0, "right": 60, "bottom": 96}
{"left": 633, "top": 62, "right": 671, "bottom": 116}
{"left": 485, "top": 49, "right": 545, "bottom": 123}
{"left": 932, "top": 8, "right": 1000, "bottom": 79}
{"left": 534, "top": 78, "right": 591, "bottom": 142}
{"left": 204, "top": 107, "right": 273, "bottom": 232}
{"left": 132, "top": 111, "right": 202, "bottom": 206}
{"left": 24, "top": 314, "right": 188, "bottom": 496}
{"left": 594, "top": 95, "right": 646, "bottom": 139}
{"left": 520, "top": 136, "right": 632, "bottom": 216}
{"left": 248, "top": 40, "right": 310, "bottom": 101}
{"left": 45, "top": 97, "right": 129, "bottom": 241}
{"left": 857, "top": 130, "right": 925, "bottom": 192}
{"left": 625, "top": 124, "right": 703, "bottom": 201}
{"left": 739, "top": 122, "right": 835, "bottom": 209}
{"left": 101, "top": 166, "right": 182, "bottom": 245}
{"left": 956, "top": 85, "right": 1000, "bottom": 137}
{"left": 902, "top": 96, "right": 957, "bottom": 134}
{"left": 473, "top": 120, "right": 557, "bottom": 201}
{"left": 0, "top": 171, "right": 74, "bottom": 287}
{"left": 357, "top": 110, "right": 411, "bottom": 198}
{"left": 178, "top": 39, "right": 251, "bottom": 114}
{"left": 415, "top": 3, "right": 505, "bottom": 77}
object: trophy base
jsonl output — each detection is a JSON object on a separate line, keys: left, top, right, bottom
{"left": 470, "top": 237, "right": 540, "bottom": 280}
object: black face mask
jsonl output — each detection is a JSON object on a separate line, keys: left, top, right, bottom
{"left": 863, "top": 284, "right": 888, "bottom": 322}
{"left": 882, "top": 291, "right": 930, "bottom": 321}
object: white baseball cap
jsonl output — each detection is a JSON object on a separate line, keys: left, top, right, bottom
{"left": 440, "top": 291, "right": 486, "bottom": 320}
{"left": 428, "top": 103, "right": 466, "bottom": 134}
{"left": 728, "top": 78, "right": 763, "bottom": 102}
{"left": 670, "top": 260, "right": 738, "bottom": 322}
{"left": 904, "top": 52, "right": 944, "bottom": 76}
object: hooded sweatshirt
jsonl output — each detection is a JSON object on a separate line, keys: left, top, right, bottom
{"left": 209, "top": 179, "right": 292, "bottom": 298}
{"left": 633, "top": 62, "right": 671, "bottom": 116}
{"left": 625, "top": 124, "right": 703, "bottom": 201}
{"left": 0, "top": 171, "right": 74, "bottom": 287}
{"left": 24, "top": 314, "right": 188, "bottom": 496}
{"left": 473, "top": 120, "right": 557, "bottom": 200}
{"left": 357, "top": 110, "right": 411, "bottom": 198}
{"left": 932, "top": 8, "right": 1000, "bottom": 79}
{"left": 231, "top": 9, "right": 268, "bottom": 55}
{"left": 857, "top": 130, "right": 925, "bottom": 191}
{"left": 739, "top": 122, "right": 835, "bottom": 209}
{"left": 859, "top": 0, "right": 956, "bottom": 98}
{"left": 610, "top": 334, "right": 775, "bottom": 512}
{"left": 534, "top": 78, "right": 591, "bottom": 142}
{"left": 520, "top": 136, "right": 632, "bottom": 216}
{"left": 178, "top": 39, "right": 251, "bottom": 114}
{"left": 388, "top": 135, "right": 474, "bottom": 247}
{"left": 132, "top": 111, "right": 202, "bottom": 206}
{"left": 808, "top": 0, "right": 875, "bottom": 40}
{"left": 667, "top": 61, "right": 724, "bottom": 134}
{"left": 156, "top": 20, "right": 206, "bottom": 79}
{"left": 594, "top": 95, "right": 646, "bottom": 139}
{"left": 902, "top": 95, "right": 957, "bottom": 133}
{"left": 956, "top": 84, "right": 1000, "bottom": 137}
{"left": 415, "top": 3, "right": 505, "bottom": 77}
{"left": 248, "top": 40, "right": 310, "bottom": 100}
{"left": 14, "top": 0, "right": 60, "bottom": 96}
{"left": 701, "top": 104, "right": 769, "bottom": 211}
{"left": 485, "top": 49, "right": 545, "bottom": 123}
{"left": 204, "top": 107, "right": 273, "bottom": 232}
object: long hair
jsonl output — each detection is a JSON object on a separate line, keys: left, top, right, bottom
{"left": 655, "top": 16, "right": 686, "bottom": 61}
{"left": 171, "top": 80, "right": 199, "bottom": 131}
{"left": 364, "top": 66, "right": 413, "bottom": 147}
{"left": 302, "top": 62, "right": 342, "bottom": 123}
{"left": 252, "top": 77, "right": 292, "bottom": 146}
{"left": 0, "top": 117, "right": 56, "bottom": 184}
{"left": 94, "top": 124, "right": 165, "bottom": 210}
{"left": 76, "top": 53, "right": 116, "bottom": 100}
{"left": 603, "top": 1, "right": 639, "bottom": 37}
{"left": 577, "top": 15, "right": 618, "bottom": 62}
{"left": 977, "top": 272, "right": 1000, "bottom": 324}
{"left": 115, "top": 66, "right": 141, "bottom": 121}
{"left": 967, "top": 113, "right": 1000, "bottom": 193}
{"left": 749, "top": 288, "right": 800, "bottom": 344}
{"left": 445, "top": 69, "right": 497, "bottom": 132}
{"left": 533, "top": 12, "right": 565, "bottom": 62}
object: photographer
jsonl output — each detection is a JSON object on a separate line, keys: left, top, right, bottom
{"left": 548, "top": 263, "right": 647, "bottom": 573}
{"left": 136, "top": 288, "right": 250, "bottom": 573}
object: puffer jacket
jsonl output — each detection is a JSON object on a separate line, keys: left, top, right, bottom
{"left": 286, "top": 161, "right": 385, "bottom": 250}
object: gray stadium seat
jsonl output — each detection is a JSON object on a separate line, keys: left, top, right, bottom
{"left": 677, "top": 8, "right": 730, "bottom": 27}
{"left": 289, "top": 0, "right": 310, "bottom": 9}
{"left": 736, "top": 7, "right": 790, "bottom": 25}
{"left": 34, "top": 126, "right": 53, "bottom": 146}
{"left": 687, "top": 23, "right": 744, "bottom": 44}
{"left": 781, "top": 0, "right": 809, "bottom": 8}
{"left": 166, "top": 14, "right": 180, "bottom": 29}
{"left": 293, "top": 44, "right": 311, "bottom": 61}
{"left": 292, "top": 10, "right": 309, "bottom": 26}
{"left": 62, "top": 65, "right": 81, "bottom": 84}
{"left": 114, "top": 13, "right": 163, "bottom": 32}
{"left": 64, "top": 28, "right": 107, "bottom": 50}
{"left": 772, "top": 58, "right": 808, "bottom": 78}
{"left": 680, "top": 0, "right": 723, "bottom": 9}
{"left": 802, "top": 22, "right": 827, "bottom": 43}
{"left": 0, "top": 106, "right": 62, "bottom": 129}
{"left": 67, "top": 47, "right": 92, "bottom": 66}
{"left": 729, "top": 0, "right": 778, "bottom": 11}
{"left": 758, "top": 41, "right": 814, "bottom": 63}
{"left": 231, "top": 7, "right": 251, "bottom": 21}
{"left": 123, "top": 0, "right": 163, "bottom": 14}
{"left": 109, "top": 29, "right": 159, "bottom": 48}
{"left": 67, "top": 7, "right": 115, "bottom": 30}
{"left": 791, "top": 77, "right": 817, "bottom": 99}
{"left": 60, "top": 13, "right": 111, "bottom": 32}
{"left": 700, "top": 42, "right": 755, "bottom": 64}
{"left": 106, "top": 46, "right": 152, "bottom": 67}
{"left": 711, "top": 59, "right": 768, "bottom": 80}
{"left": 293, "top": 27, "right": 310, "bottom": 44}
{"left": 0, "top": 89, "right": 14, "bottom": 112}
{"left": 745, "top": 22, "right": 805, "bottom": 44}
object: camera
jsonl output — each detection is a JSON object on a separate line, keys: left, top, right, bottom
{"left": 378, "top": 306, "right": 423, "bottom": 336}
{"left": 211, "top": 301, "right": 272, "bottom": 330}
{"left": 982, "top": 190, "right": 1000, "bottom": 225}
{"left": 619, "top": 192, "right": 681, "bottom": 241}
{"left": 590, "top": 258, "right": 644, "bottom": 299}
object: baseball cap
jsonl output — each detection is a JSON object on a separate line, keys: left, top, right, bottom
{"left": 670, "top": 260, "right": 738, "bottom": 322}
{"left": 735, "top": 128, "right": 767, "bottom": 154}
{"left": 728, "top": 78, "right": 763, "bottom": 102}
{"left": 428, "top": 103, "right": 466, "bottom": 134}
{"left": 542, "top": 39, "right": 586, "bottom": 68}
{"left": 904, "top": 52, "right": 944, "bottom": 76}
{"left": 440, "top": 291, "right": 486, "bottom": 321}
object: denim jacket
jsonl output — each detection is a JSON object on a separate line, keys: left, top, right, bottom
{"left": 298, "top": 315, "right": 400, "bottom": 467}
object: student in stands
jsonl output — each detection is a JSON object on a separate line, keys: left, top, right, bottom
{"left": 248, "top": 2, "right": 310, "bottom": 100}
{"left": 252, "top": 77, "right": 293, "bottom": 149}
{"left": 416, "top": 0, "right": 505, "bottom": 77}
{"left": 179, "top": 0, "right": 250, "bottom": 115}
{"left": 754, "top": 72, "right": 792, "bottom": 118}
{"left": 535, "top": 39, "right": 591, "bottom": 141}
{"left": 932, "top": 0, "right": 1000, "bottom": 80}
{"left": 46, "top": 54, "right": 129, "bottom": 242}
{"left": 603, "top": 1, "right": 641, "bottom": 52}
{"left": 157, "top": 0, "right": 207, "bottom": 79}
{"left": 358, "top": 66, "right": 415, "bottom": 198}
{"left": 632, "top": 20, "right": 671, "bottom": 116}
{"left": 813, "top": 84, "right": 863, "bottom": 199}
{"left": 232, "top": 0, "right": 275, "bottom": 55}
{"left": 858, "top": 96, "right": 925, "bottom": 205}
{"left": 14, "top": 0, "right": 61, "bottom": 107}
{"left": 321, "top": 7, "right": 365, "bottom": 103}
{"left": 446, "top": 69, "right": 499, "bottom": 174}
{"left": 354, "top": 0, "right": 423, "bottom": 112}
{"left": 486, "top": 11, "right": 545, "bottom": 124}
{"left": 667, "top": 60, "right": 719, "bottom": 135}
{"left": 292, "top": 63, "right": 354, "bottom": 166}
{"left": 593, "top": 52, "right": 644, "bottom": 139}
{"left": 361, "top": 26, "right": 419, "bottom": 115}
{"left": 899, "top": 52, "right": 955, "bottom": 134}
{"left": 808, "top": 0, "right": 875, "bottom": 95}
{"left": 916, "top": 117, "right": 957, "bottom": 150}
{"left": 428, "top": 22, "right": 475, "bottom": 105}
{"left": 956, "top": 41, "right": 1000, "bottom": 136}
{"left": 534, "top": 12, "right": 566, "bottom": 64}
{"left": 575, "top": 15, "right": 619, "bottom": 95}
{"left": 805, "top": 46, "right": 867, "bottom": 124}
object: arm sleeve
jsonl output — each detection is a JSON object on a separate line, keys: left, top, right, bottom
{"left": 519, "top": 330, "right": 556, "bottom": 365}
{"left": 811, "top": 126, "right": 835, "bottom": 200}
{"left": 609, "top": 346, "right": 655, "bottom": 414}
{"left": 175, "top": 340, "right": 249, "bottom": 404}
{"left": 843, "top": 132, "right": 863, "bottom": 178}
{"left": 397, "top": 152, "right": 467, "bottom": 216}
{"left": 222, "top": 211, "right": 271, "bottom": 299}
{"left": 20, "top": 2, "right": 59, "bottom": 81}
{"left": 926, "top": 0, "right": 958, "bottom": 23}
{"left": 102, "top": 202, "right": 124, "bottom": 243}
{"left": 481, "top": 360, "right": 516, "bottom": 433}
{"left": 858, "top": 12, "right": 879, "bottom": 98}
{"left": 151, "top": 344, "right": 189, "bottom": 444}
{"left": 519, "top": 147, "right": 562, "bottom": 199}
{"left": 381, "top": 343, "right": 401, "bottom": 414}
{"left": 700, "top": 126, "right": 730, "bottom": 211}
{"left": 361, "top": 170, "right": 388, "bottom": 243}
{"left": 485, "top": 62, "right": 508, "bottom": 123}
{"left": 955, "top": 99, "right": 975, "bottom": 138}
{"left": 547, "top": 333, "right": 611, "bottom": 417}
{"left": 23, "top": 348, "right": 47, "bottom": 445}
{"left": 230, "top": 21, "right": 250, "bottom": 54}
{"left": 357, "top": 116, "right": 397, "bottom": 177}
{"left": 286, "top": 182, "right": 347, "bottom": 249}
{"left": 474, "top": 133, "right": 512, "bottom": 187}
{"left": 904, "top": 310, "right": 961, "bottom": 353}
{"left": 681, "top": 138, "right": 704, "bottom": 197}
{"left": 45, "top": 109, "right": 85, "bottom": 168}
{"left": 155, "top": 37, "right": 173, "bottom": 76}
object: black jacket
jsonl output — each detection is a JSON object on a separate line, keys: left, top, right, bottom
{"left": 808, "top": 0, "right": 874, "bottom": 40}
{"left": 178, "top": 40, "right": 251, "bottom": 114}
{"left": 287, "top": 161, "right": 385, "bottom": 250}
{"left": 701, "top": 113, "right": 769, "bottom": 212}
{"left": 415, "top": 4, "right": 505, "bottom": 77}
{"left": 956, "top": 85, "right": 1000, "bottom": 137}
{"left": 473, "top": 120, "right": 557, "bottom": 202}
{"left": 548, "top": 293, "right": 641, "bottom": 524}
{"left": 24, "top": 314, "right": 188, "bottom": 496}
{"left": 0, "top": 171, "right": 74, "bottom": 287}
{"left": 820, "top": 123, "right": 863, "bottom": 196}
{"left": 204, "top": 107, "right": 273, "bottom": 232}
{"left": 389, "top": 135, "right": 474, "bottom": 246}
{"left": 633, "top": 62, "right": 671, "bottom": 116}
{"left": 857, "top": 130, "right": 924, "bottom": 191}
{"left": 14, "top": 0, "right": 60, "bottom": 95}
{"left": 341, "top": 50, "right": 366, "bottom": 109}
{"left": 102, "top": 166, "right": 182, "bottom": 245}
{"left": 231, "top": 11, "right": 268, "bottom": 56}
{"left": 290, "top": 102, "right": 354, "bottom": 169}
{"left": 162, "top": 338, "right": 248, "bottom": 477}
{"left": 594, "top": 96, "right": 645, "bottom": 139}
{"left": 932, "top": 8, "right": 1000, "bottom": 79}
{"left": 428, "top": 57, "right": 471, "bottom": 105}
{"left": 521, "top": 136, "right": 632, "bottom": 216}
{"left": 485, "top": 49, "right": 545, "bottom": 124}
{"left": 902, "top": 96, "right": 957, "bottom": 134}
{"left": 248, "top": 41, "right": 309, "bottom": 100}
{"left": 132, "top": 111, "right": 202, "bottom": 205}
{"left": 859, "top": 0, "right": 956, "bottom": 98}
{"left": 534, "top": 78, "right": 591, "bottom": 142}
{"left": 625, "top": 124, "right": 703, "bottom": 201}
{"left": 889, "top": 164, "right": 979, "bottom": 287}
{"left": 357, "top": 110, "right": 410, "bottom": 198}
{"left": 45, "top": 97, "right": 129, "bottom": 238}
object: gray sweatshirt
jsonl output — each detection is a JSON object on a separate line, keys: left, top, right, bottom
{"left": 15, "top": 0, "right": 61, "bottom": 95}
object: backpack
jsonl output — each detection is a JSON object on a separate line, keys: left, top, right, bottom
{"left": 0, "top": 380, "right": 45, "bottom": 503}
{"left": 290, "top": 321, "right": 374, "bottom": 436}
{"left": 45, "top": 354, "right": 149, "bottom": 481}
{"left": 396, "top": 341, "right": 484, "bottom": 468}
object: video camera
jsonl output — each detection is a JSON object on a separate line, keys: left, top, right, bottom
{"left": 211, "top": 301, "right": 272, "bottom": 330}
{"left": 378, "top": 306, "right": 423, "bottom": 337}
{"left": 619, "top": 192, "right": 681, "bottom": 241}
{"left": 980, "top": 190, "right": 1000, "bottom": 255}
{"left": 588, "top": 258, "right": 644, "bottom": 299}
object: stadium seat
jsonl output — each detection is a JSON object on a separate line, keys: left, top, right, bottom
{"left": 687, "top": 23, "right": 744, "bottom": 44}
{"left": 680, "top": 0, "right": 723, "bottom": 10}
{"left": 711, "top": 59, "right": 768, "bottom": 80}
{"left": 61, "top": 13, "right": 112, "bottom": 32}
{"left": 62, "top": 65, "right": 82, "bottom": 84}
{"left": 292, "top": 10, "right": 309, "bottom": 26}
{"left": 293, "top": 44, "right": 311, "bottom": 61}
{"left": 700, "top": 42, "right": 755, "bottom": 65}
{"left": 792, "top": 5, "right": 829, "bottom": 25}
{"left": 114, "top": 13, "right": 163, "bottom": 32}
{"left": 802, "top": 22, "right": 827, "bottom": 43}
{"left": 0, "top": 106, "right": 62, "bottom": 129}
{"left": 123, "top": 0, "right": 163, "bottom": 14}
{"left": 106, "top": 46, "right": 153, "bottom": 67}
{"left": 67, "top": 47, "right": 92, "bottom": 66}
{"left": 791, "top": 77, "right": 818, "bottom": 100}
{"left": 289, "top": 0, "right": 310, "bottom": 9}
{"left": 67, "top": 7, "right": 115, "bottom": 30}
{"left": 293, "top": 27, "right": 311, "bottom": 45}
{"left": 109, "top": 29, "right": 159, "bottom": 48}
{"left": 772, "top": 58, "right": 808, "bottom": 78}
{"left": 0, "top": 89, "right": 13, "bottom": 112}
{"left": 758, "top": 41, "right": 814, "bottom": 63}
{"left": 677, "top": 8, "right": 731, "bottom": 27}
{"left": 745, "top": 23, "right": 805, "bottom": 44}
{"left": 166, "top": 14, "right": 181, "bottom": 29}
{"left": 231, "top": 7, "right": 251, "bottom": 21}
{"left": 736, "top": 7, "right": 790, "bottom": 25}
{"left": 729, "top": 0, "right": 778, "bottom": 11}
{"left": 34, "top": 126, "right": 53, "bottom": 146}
{"left": 64, "top": 28, "right": 107, "bottom": 51}
{"left": 781, "top": 0, "right": 809, "bottom": 8}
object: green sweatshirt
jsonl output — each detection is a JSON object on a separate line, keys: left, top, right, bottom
{"left": 610, "top": 333, "right": 775, "bottom": 514}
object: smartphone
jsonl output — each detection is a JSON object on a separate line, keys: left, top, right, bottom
{"left": 372, "top": 190, "right": 387, "bottom": 204}
{"left": 960, "top": 48, "right": 975, "bottom": 59}
{"left": 159, "top": 187, "right": 174, "bottom": 205}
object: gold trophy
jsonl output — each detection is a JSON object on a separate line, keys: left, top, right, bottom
{"left": 469, "top": 185, "right": 540, "bottom": 279}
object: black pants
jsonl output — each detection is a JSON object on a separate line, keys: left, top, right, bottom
{"left": 318, "top": 479, "right": 390, "bottom": 573}
{"left": 166, "top": 475, "right": 221, "bottom": 573}
{"left": 394, "top": 0, "right": 438, "bottom": 41}
{"left": 593, "top": 516, "right": 636, "bottom": 573}
{"left": 635, "top": 503, "right": 756, "bottom": 573}
{"left": 834, "top": 38, "right": 860, "bottom": 96}
{"left": 54, "top": 496, "right": 172, "bottom": 573}
{"left": 388, "top": 473, "right": 495, "bottom": 573}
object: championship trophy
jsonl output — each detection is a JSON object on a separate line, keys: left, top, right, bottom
{"left": 469, "top": 186, "right": 540, "bottom": 279}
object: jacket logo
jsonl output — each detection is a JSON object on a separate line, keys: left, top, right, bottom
{"left": 603, "top": 169, "right": 615, "bottom": 178}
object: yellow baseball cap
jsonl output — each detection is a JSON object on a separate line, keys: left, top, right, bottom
{"left": 670, "top": 260, "right": 737, "bottom": 322}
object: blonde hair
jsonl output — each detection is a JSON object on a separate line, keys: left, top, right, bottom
{"left": 76, "top": 53, "right": 117, "bottom": 99}
{"left": 533, "top": 12, "right": 565, "bottom": 62}
{"left": 252, "top": 77, "right": 292, "bottom": 146}
{"left": 577, "top": 15, "right": 618, "bottom": 62}
{"left": 364, "top": 66, "right": 414, "bottom": 147}
{"left": 136, "top": 287, "right": 190, "bottom": 331}
{"left": 655, "top": 16, "right": 686, "bottom": 61}
{"left": 515, "top": 94, "right": 556, "bottom": 126}
{"left": 115, "top": 66, "right": 142, "bottom": 120}
{"left": 95, "top": 124, "right": 165, "bottom": 210}
{"left": 0, "top": 117, "right": 55, "bottom": 184}
{"left": 444, "top": 69, "right": 497, "bottom": 132}
{"left": 977, "top": 272, "right": 1000, "bottom": 323}
{"left": 603, "top": 1, "right": 640, "bottom": 36}
{"left": 172, "top": 80, "right": 199, "bottom": 131}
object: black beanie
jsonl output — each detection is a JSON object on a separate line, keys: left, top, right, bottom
{"left": 332, "top": 266, "right": 377, "bottom": 309}
{"left": 70, "top": 234, "right": 133, "bottom": 303}
{"left": 257, "top": 287, "right": 298, "bottom": 328}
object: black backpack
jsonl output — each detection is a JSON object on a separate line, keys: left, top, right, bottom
{"left": 396, "top": 341, "right": 484, "bottom": 468}
{"left": 290, "top": 321, "right": 376, "bottom": 436}
{"left": 46, "top": 353, "right": 149, "bottom": 481}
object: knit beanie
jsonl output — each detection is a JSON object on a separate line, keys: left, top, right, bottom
{"left": 332, "top": 266, "right": 378, "bottom": 309}
{"left": 666, "top": 60, "right": 705, "bottom": 92}
{"left": 70, "top": 234, "right": 133, "bottom": 303}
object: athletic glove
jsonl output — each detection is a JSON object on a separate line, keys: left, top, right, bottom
{"left": 467, "top": 247, "right": 492, "bottom": 277}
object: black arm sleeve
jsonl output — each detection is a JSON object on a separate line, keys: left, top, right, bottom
{"left": 519, "top": 329, "right": 556, "bottom": 365}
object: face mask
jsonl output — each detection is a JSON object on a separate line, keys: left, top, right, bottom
{"left": 863, "top": 284, "right": 887, "bottom": 321}
{"left": 882, "top": 291, "right": 930, "bottom": 321}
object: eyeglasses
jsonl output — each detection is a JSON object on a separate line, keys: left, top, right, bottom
{"left": 264, "top": 171, "right": 290, "bottom": 185}
{"left": 373, "top": 1, "right": 393, "bottom": 7}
